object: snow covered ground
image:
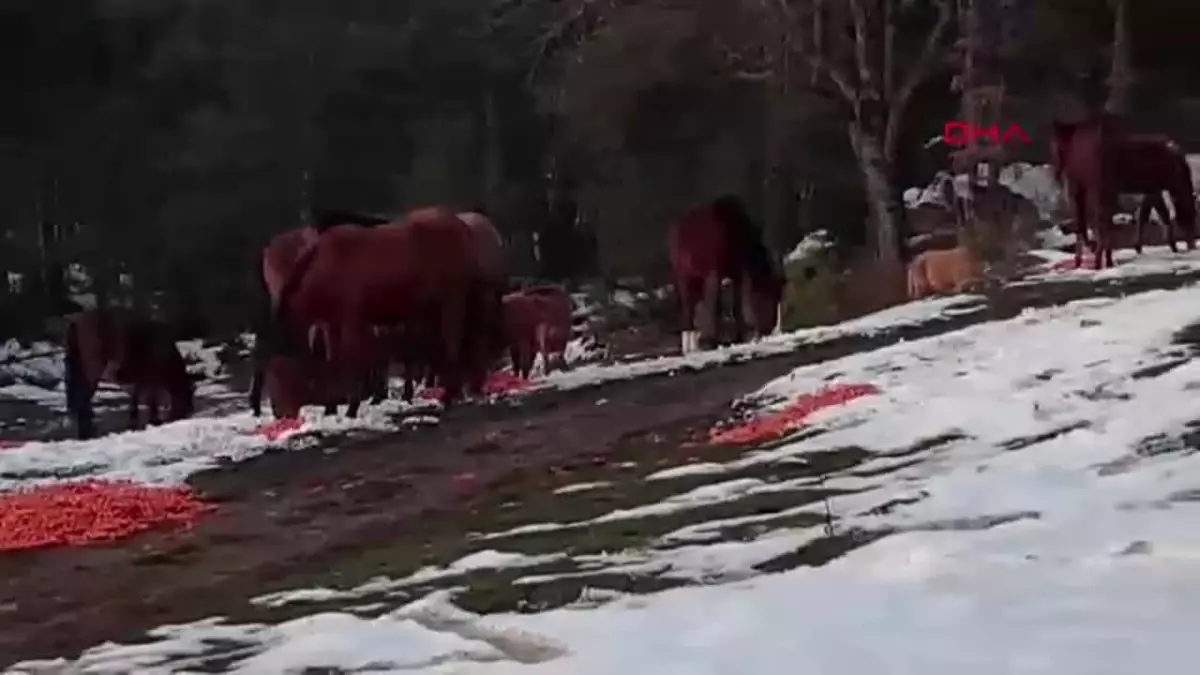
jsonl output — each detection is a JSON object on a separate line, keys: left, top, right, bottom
{"left": 1019, "top": 244, "right": 1200, "bottom": 283}
{"left": 17, "top": 268, "right": 1200, "bottom": 672}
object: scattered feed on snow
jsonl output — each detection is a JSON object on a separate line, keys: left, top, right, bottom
{"left": 707, "top": 383, "right": 880, "bottom": 446}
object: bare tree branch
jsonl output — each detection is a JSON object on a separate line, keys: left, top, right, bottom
{"left": 847, "top": 0, "right": 877, "bottom": 100}
{"left": 892, "top": 0, "right": 954, "bottom": 111}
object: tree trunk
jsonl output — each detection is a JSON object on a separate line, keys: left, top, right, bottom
{"left": 1105, "top": 0, "right": 1131, "bottom": 115}
{"left": 849, "top": 123, "right": 905, "bottom": 264}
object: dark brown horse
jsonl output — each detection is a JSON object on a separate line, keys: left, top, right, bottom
{"left": 667, "top": 195, "right": 784, "bottom": 353}
{"left": 1120, "top": 136, "right": 1196, "bottom": 253}
{"left": 272, "top": 206, "right": 486, "bottom": 413}
{"left": 249, "top": 211, "right": 390, "bottom": 417}
{"left": 64, "top": 308, "right": 196, "bottom": 439}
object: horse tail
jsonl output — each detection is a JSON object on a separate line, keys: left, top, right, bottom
{"left": 248, "top": 256, "right": 272, "bottom": 416}
{"left": 1169, "top": 147, "right": 1196, "bottom": 236}
{"left": 63, "top": 319, "right": 94, "bottom": 438}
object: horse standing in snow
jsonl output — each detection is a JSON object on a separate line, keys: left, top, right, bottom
{"left": 64, "top": 308, "right": 196, "bottom": 439}
{"left": 667, "top": 195, "right": 784, "bottom": 354}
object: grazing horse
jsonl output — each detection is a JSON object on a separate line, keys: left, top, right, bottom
{"left": 249, "top": 211, "right": 390, "bottom": 417}
{"left": 502, "top": 292, "right": 541, "bottom": 379}
{"left": 273, "top": 206, "right": 484, "bottom": 413}
{"left": 64, "top": 308, "right": 195, "bottom": 439}
{"left": 521, "top": 284, "right": 574, "bottom": 373}
{"left": 1051, "top": 115, "right": 1121, "bottom": 269}
{"left": 1117, "top": 136, "right": 1197, "bottom": 253}
{"left": 906, "top": 246, "right": 983, "bottom": 300}
{"left": 668, "top": 195, "right": 784, "bottom": 353}
{"left": 377, "top": 208, "right": 507, "bottom": 402}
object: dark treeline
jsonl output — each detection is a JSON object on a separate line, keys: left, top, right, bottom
{"left": 2, "top": 0, "right": 1198, "bottom": 340}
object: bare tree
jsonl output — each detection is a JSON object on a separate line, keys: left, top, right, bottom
{"left": 721, "top": 0, "right": 957, "bottom": 263}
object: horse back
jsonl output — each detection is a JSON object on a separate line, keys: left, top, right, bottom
{"left": 67, "top": 308, "right": 181, "bottom": 386}
{"left": 290, "top": 212, "right": 478, "bottom": 323}
{"left": 263, "top": 227, "right": 319, "bottom": 301}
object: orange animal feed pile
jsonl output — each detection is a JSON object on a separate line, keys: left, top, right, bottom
{"left": 420, "top": 370, "right": 528, "bottom": 401}
{"left": 0, "top": 480, "right": 214, "bottom": 552}
{"left": 246, "top": 416, "right": 304, "bottom": 441}
{"left": 708, "top": 383, "right": 880, "bottom": 446}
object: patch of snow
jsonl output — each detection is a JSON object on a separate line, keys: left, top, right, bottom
{"left": 1019, "top": 245, "right": 1200, "bottom": 284}
{"left": 0, "top": 399, "right": 417, "bottom": 492}
{"left": 784, "top": 230, "right": 832, "bottom": 263}
{"left": 251, "top": 550, "right": 567, "bottom": 609}
{"left": 539, "top": 294, "right": 987, "bottom": 393}
{"left": 552, "top": 481, "right": 611, "bottom": 495}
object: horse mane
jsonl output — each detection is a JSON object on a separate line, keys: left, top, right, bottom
{"left": 311, "top": 209, "right": 390, "bottom": 231}
{"left": 710, "top": 194, "right": 778, "bottom": 282}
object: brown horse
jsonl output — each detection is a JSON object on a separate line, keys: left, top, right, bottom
{"left": 64, "top": 308, "right": 196, "bottom": 440}
{"left": 502, "top": 291, "right": 541, "bottom": 379}
{"left": 521, "top": 284, "right": 574, "bottom": 373}
{"left": 1051, "top": 115, "right": 1120, "bottom": 269}
{"left": 668, "top": 195, "right": 784, "bottom": 353}
{"left": 906, "top": 246, "right": 983, "bottom": 300}
{"left": 272, "top": 206, "right": 486, "bottom": 413}
{"left": 1051, "top": 117, "right": 1196, "bottom": 268}
{"left": 249, "top": 211, "right": 390, "bottom": 417}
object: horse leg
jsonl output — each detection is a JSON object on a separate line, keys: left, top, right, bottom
{"left": 147, "top": 390, "right": 162, "bottom": 426}
{"left": 729, "top": 273, "right": 746, "bottom": 344}
{"left": 436, "top": 289, "right": 469, "bottom": 406}
{"left": 1134, "top": 196, "right": 1152, "bottom": 254}
{"left": 248, "top": 333, "right": 268, "bottom": 416}
{"left": 1070, "top": 183, "right": 1090, "bottom": 268}
{"left": 340, "top": 321, "right": 372, "bottom": 419}
{"left": 1090, "top": 191, "right": 1115, "bottom": 270}
{"left": 70, "top": 382, "right": 99, "bottom": 440}
{"left": 127, "top": 386, "right": 142, "bottom": 431}
{"left": 676, "top": 277, "right": 697, "bottom": 354}
{"left": 702, "top": 274, "right": 722, "bottom": 350}
{"left": 1155, "top": 193, "right": 1179, "bottom": 253}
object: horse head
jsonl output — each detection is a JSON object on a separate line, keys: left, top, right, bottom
{"left": 166, "top": 362, "right": 197, "bottom": 421}
{"left": 746, "top": 266, "right": 785, "bottom": 337}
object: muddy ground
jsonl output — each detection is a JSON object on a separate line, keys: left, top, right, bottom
{"left": 2, "top": 269, "right": 1200, "bottom": 668}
